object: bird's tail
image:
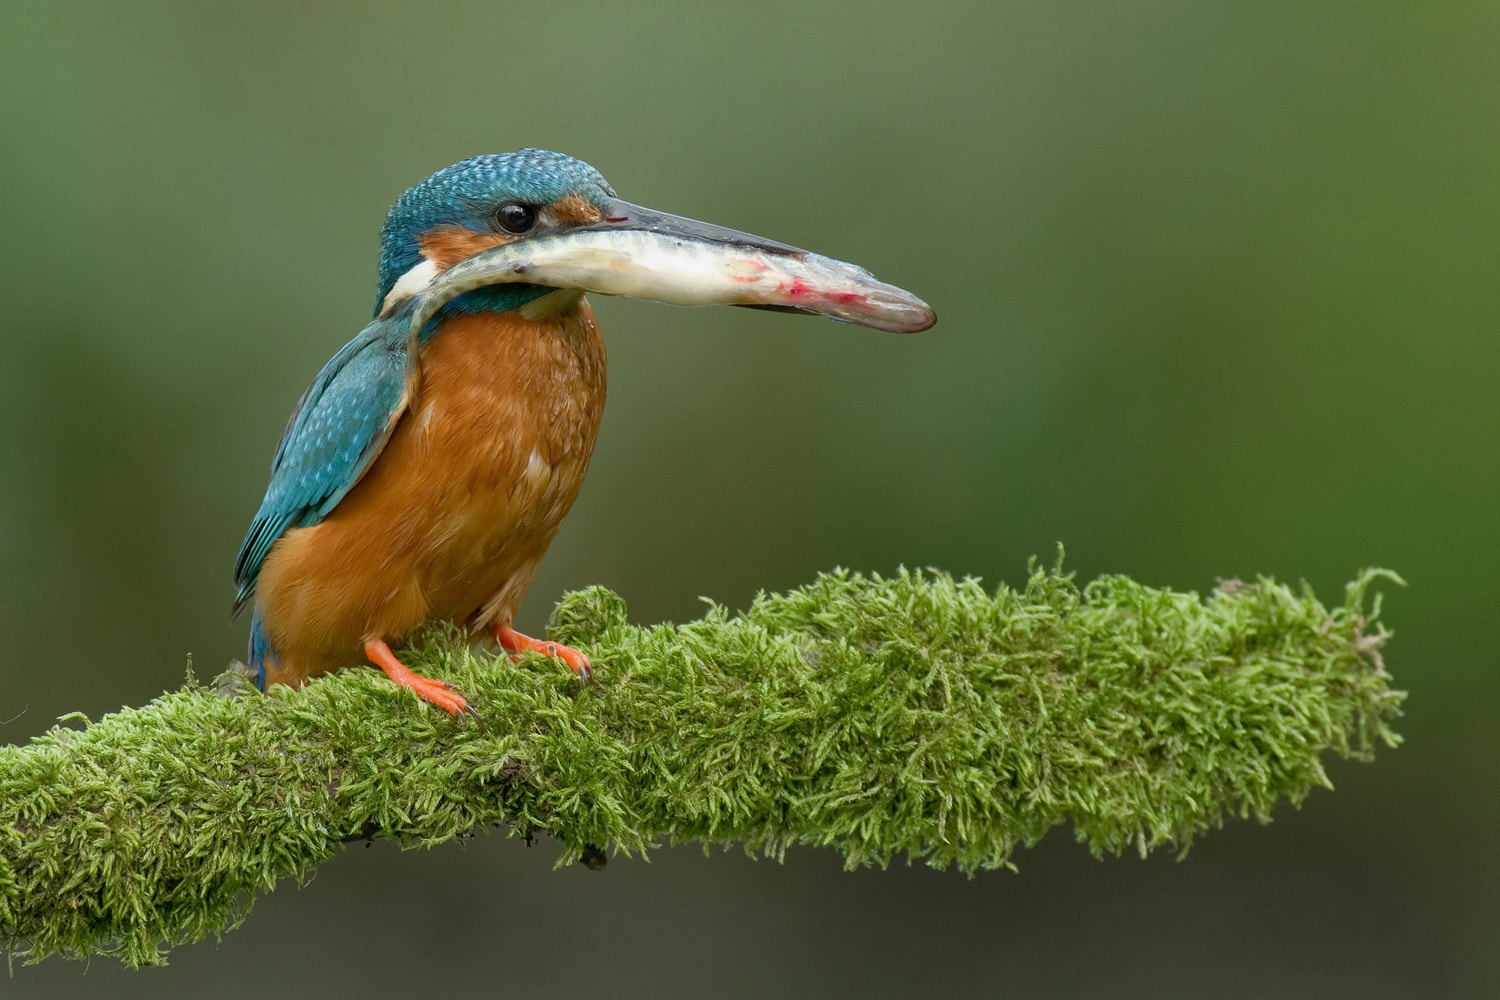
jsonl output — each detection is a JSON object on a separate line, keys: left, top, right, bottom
{"left": 246, "top": 614, "right": 272, "bottom": 691}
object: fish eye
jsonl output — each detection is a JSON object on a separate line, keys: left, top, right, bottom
{"left": 495, "top": 203, "right": 537, "bottom": 235}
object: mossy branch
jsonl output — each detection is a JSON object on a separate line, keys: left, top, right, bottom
{"left": 1, "top": 561, "right": 1404, "bottom": 967}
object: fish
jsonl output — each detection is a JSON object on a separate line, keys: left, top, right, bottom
{"left": 408, "top": 227, "right": 937, "bottom": 345}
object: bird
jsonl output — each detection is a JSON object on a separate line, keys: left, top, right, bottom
{"left": 234, "top": 149, "right": 934, "bottom": 716}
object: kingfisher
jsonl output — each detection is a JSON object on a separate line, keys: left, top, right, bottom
{"left": 234, "top": 149, "right": 934, "bottom": 716}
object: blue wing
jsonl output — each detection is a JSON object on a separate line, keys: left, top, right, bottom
{"left": 233, "top": 314, "right": 411, "bottom": 614}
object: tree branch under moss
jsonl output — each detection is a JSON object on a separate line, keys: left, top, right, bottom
{"left": 0, "top": 561, "right": 1404, "bottom": 966}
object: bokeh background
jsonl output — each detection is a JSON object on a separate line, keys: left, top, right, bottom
{"left": 1, "top": 1, "right": 1494, "bottom": 996}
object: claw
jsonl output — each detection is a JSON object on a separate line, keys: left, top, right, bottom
{"left": 363, "top": 637, "right": 473, "bottom": 716}
{"left": 492, "top": 624, "right": 592, "bottom": 683}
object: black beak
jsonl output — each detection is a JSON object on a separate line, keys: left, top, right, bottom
{"left": 577, "top": 198, "right": 806, "bottom": 258}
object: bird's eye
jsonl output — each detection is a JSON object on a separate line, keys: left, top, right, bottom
{"left": 495, "top": 203, "right": 538, "bottom": 235}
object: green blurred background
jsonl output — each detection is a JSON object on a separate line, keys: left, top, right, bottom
{"left": 1, "top": 0, "right": 1494, "bottom": 995}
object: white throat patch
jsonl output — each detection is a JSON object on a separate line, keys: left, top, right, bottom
{"left": 378, "top": 258, "right": 440, "bottom": 317}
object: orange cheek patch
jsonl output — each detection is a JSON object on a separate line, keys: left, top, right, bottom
{"left": 418, "top": 225, "right": 516, "bottom": 270}
{"left": 552, "top": 192, "right": 603, "bottom": 226}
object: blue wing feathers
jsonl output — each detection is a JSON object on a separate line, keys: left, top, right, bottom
{"left": 233, "top": 316, "right": 410, "bottom": 614}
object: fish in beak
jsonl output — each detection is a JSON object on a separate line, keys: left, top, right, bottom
{"left": 409, "top": 198, "right": 937, "bottom": 342}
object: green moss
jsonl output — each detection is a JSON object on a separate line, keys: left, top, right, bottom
{"left": 0, "top": 561, "right": 1403, "bottom": 966}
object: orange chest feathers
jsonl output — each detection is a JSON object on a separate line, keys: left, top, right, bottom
{"left": 380, "top": 294, "right": 610, "bottom": 575}
{"left": 257, "top": 293, "right": 608, "bottom": 655}
{"left": 402, "top": 294, "right": 608, "bottom": 501}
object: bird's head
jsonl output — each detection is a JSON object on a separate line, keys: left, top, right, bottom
{"left": 376, "top": 149, "right": 934, "bottom": 334}
{"left": 375, "top": 149, "right": 615, "bottom": 315}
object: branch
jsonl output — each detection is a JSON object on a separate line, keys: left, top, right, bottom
{"left": 0, "top": 561, "right": 1404, "bottom": 966}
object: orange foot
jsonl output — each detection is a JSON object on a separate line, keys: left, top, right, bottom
{"left": 492, "top": 624, "right": 592, "bottom": 684}
{"left": 364, "top": 637, "right": 473, "bottom": 717}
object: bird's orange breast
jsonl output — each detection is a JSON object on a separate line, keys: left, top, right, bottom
{"left": 254, "top": 295, "right": 606, "bottom": 686}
